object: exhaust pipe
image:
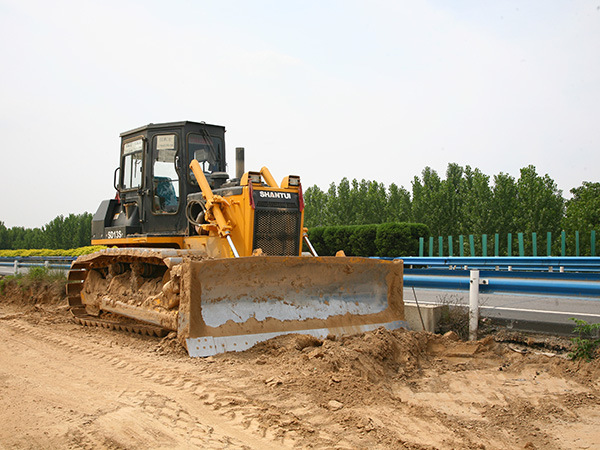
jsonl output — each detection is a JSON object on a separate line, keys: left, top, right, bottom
{"left": 235, "top": 147, "right": 245, "bottom": 180}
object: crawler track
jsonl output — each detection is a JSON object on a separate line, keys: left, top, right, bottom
{"left": 66, "top": 248, "right": 197, "bottom": 337}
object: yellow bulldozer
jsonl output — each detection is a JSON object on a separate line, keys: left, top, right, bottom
{"left": 67, "top": 121, "right": 406, "bottom": 356}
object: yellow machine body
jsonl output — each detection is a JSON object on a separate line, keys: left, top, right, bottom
{"left": 67, "top": 121, "right": 406, "bottom": 356}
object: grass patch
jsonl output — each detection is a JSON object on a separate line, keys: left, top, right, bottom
{"left": 569, "top": 318, "right": 600, "bottom": 361}
{"left": 0, "top": 266, "right": 66, "bottom": 296}
{"left": 434, "top": 293, "right": 488, "bottom": 340}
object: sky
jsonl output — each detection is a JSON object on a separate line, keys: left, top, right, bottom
{"left": 0, "top": 0, "right": 598, "bottom": 229}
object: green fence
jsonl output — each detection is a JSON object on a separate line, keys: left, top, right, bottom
{"left": 419, "top": 230, "right": 597, "bottom": 257}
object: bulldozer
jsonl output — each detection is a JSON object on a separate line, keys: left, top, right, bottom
{"left": 66, "top": 121, "right": 406, "bottom": 356}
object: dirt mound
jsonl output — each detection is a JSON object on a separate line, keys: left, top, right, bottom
{"left": 1, "top": 282, "right": 600, "bottom": 449}
{"left": 235, "top": 327, "right": 502, "bottom": 413}
{"left": 0, "top": 276, "right": 67, "bottom": 306}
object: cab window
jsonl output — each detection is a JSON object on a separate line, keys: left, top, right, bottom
{"left": 152, "top": 134, "right": 179, "bottom": 214}
{"left": 122, "top": 139, "right": 143, "bottom": 190}
{"left": 188, "top": 133, "right": 223, "bottom": 184}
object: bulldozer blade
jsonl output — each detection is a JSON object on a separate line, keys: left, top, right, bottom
{"left": 177, "top": 256, "right": 406, "bottom": 357}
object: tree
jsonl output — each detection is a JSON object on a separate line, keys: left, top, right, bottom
{"left": 489, "top": 172, "right": 518, "bottom": 255}
{"left": 490, "top": 172, "right": 518, "bottom": 235}
{"left": 385, "top": 183, "right": 412, "bottom": 223}
{"left": 0, "top": 221, "right": 8, "bottom": 250}
{"left": 355, "top": 179, "right": 387, "bottom": 225}
{"left": 411, "top": 167, "right": 444, "bottom": 236}
{"left": 515, "top": 165, "right": 564, "bottom": 234}
{"left": 43, "top": 215, "right": 66, "bottom": 249}
{"left": 0, "top": 213, "right": 92, "bottom": 250}
{"left": 440, "top": 163, "right": 464, "bottom": 237}
{"left": 562, "top": 181, "right": 600, "bottom": 254}
{"left": 459, "top": 166, "right": 492, "bottom": 234}
{"left": 304, "top": 186, "right": 328, "bottom": 228}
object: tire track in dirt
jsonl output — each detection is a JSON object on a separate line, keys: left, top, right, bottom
{"left": 0, "top": 317, "right": 306, "bottom": 449}
{"left": 3, "top": 301, "right": 600, "bottom": 450}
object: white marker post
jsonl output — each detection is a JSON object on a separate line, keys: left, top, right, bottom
{"left": 469, "top": 269, "right": 480, "bottom": 341}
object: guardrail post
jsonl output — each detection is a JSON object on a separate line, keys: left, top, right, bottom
{"left": 518, "top": 233, "right": 524, "bottom": 257}
{"left": 494, "top": 233, "right": 499, "bottom": 257}
{"left": 469, "top": 270, "right": 480, "bottom": 341}
{"left": 13, "top": 260, "right": 18, "bottom": 275}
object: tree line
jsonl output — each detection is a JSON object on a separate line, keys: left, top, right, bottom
{"left": 304, "top": 164, "right": 599, "bottom": 254}
{"left": 1, "top": 164, "right": 597, "bottom": 253}
{"left": 0, "top": 213, "right": 92, "bottom": 250}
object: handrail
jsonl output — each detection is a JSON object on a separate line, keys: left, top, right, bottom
{"left": 0, "top": 256, "right": 76, "bottom": 275}
{"left": 0, "top": 256, "right": 77, "bottom": 261}
{"left": 379, "top": 256, "right": 600, "bottom": 299}
{"left": 403, "top": 274, "right": 600, "bottom": 299}
{"left": 380, "top": 256, "right": 600, "bottom": 272}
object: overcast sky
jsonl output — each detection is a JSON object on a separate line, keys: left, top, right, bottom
{"left": 1, "top": 0, "right": 598, "bottom": 229}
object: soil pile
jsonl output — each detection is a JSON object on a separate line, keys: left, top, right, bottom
{"left": 0, "top": 275, "right": 66, "bottom": 306}
{"left": 1, "top": 277, "right": 599, "bottom": 449}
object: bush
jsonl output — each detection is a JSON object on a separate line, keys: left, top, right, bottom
{"left": 307, "top": 222, "right": 428, "bottom": 257}
{"left": 349, "top": 225, "right": 378, "bottom": 257}
{"left": 569, "top": 318, "right": 600, "bottom": 361}
{"left": 0, "top": 245, "right": 105, "bottom": 258}
{"left": 322, "top": 226, "right": 350, "bottom": 255}
{"left": 304, "top": 226, "right": 326, "bottom": 255}
{"left": 375, "top": 223, "right": 429, "bottom": 257}
{"left": 28, "top": 266, "right": 50, "bottom": 280}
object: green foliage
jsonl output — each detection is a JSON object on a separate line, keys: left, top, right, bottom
{"left": 515, "top": 165, "right": 564, "bottom": 235}
{"left": 568, "top": 318, "right": 600, "bottom": 361}
{"left": 0, "top": 213, "right": 93, "bottom": 250}
{"left": 305, "top": 226, "right": 326, "bottom": 255}
{"left": 303, "top": 164, "right": 584, "bottom": 255}
{"left": 349, "top": 225, "right": 378, "bottom": 257}
{"left": 322, "top": 226, "right": 348, "bottom": 255}
{"left": 375, "top": 223, "right": 428, "bottom": 257}
{"left": 562, "top": 182, "right": 600, "bottom": 255}
{"left": 303, "top": 177, "right": 413, "bottom": 228}
{"left": 411, "top": 167, "right": 443, "bottom": 236}
{"left": 0, "top": 276, "right": 10, "bottom": 295}
{"left": 27, "top": 266, "right": 50, "bottom": 280}
{"left": 307, "top": 222, "right": 428, "bottom": 257}
{"left": 0, "top": 267, "right": 66, "bottom": 296}
{"left": 0, "top": 245, "right": 105, "bottom": 257}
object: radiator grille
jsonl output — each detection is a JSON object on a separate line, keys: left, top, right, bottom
{"left": 253, "top": 208, "right": 301, "bottom": 256}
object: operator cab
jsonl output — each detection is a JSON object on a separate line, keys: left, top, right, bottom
{"left": 92, "top": 121, "right": 228, "bottom": 242}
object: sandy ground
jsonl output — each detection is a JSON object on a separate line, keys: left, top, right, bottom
{"left": 1, "top": 279, "right": 599, "bottom": 450}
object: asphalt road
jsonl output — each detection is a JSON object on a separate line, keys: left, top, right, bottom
{"left": 405, "top": 287, "right": 600, "bottom": 334}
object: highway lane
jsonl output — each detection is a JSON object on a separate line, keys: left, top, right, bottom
{"left": 405, "top": 287, "right": 600, "bottom": 334}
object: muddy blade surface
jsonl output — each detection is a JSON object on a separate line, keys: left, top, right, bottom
{"left": 178, "top": 256, "right": 406, "bottom": 357}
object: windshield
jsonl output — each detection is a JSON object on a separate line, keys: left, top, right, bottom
{"left": 188, "top": 133, "right": 224, "bottom": 184}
